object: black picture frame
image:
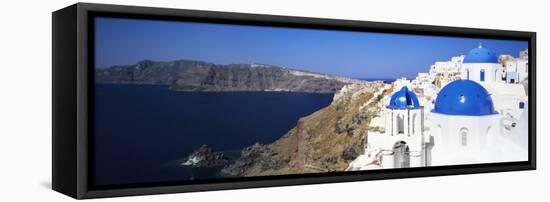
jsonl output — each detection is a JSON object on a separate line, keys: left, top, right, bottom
{"left": 52, "top": 2, "right": 536, "bottom": 199}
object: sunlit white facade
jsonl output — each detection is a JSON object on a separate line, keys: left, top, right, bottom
{"left": 348, "top": 46, "right": 529, "bottom": 171}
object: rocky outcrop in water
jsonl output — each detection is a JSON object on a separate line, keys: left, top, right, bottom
{"left": 96, "top": 59, "right": 367, "bottom": 93}
{"left": 182, "top": 144, "right": 228, "bottom": 168}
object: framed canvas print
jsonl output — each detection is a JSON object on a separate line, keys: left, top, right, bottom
{"left": 52, "top": 3, "right": 536, "bottom": 199}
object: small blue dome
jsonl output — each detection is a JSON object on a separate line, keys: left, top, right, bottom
{"left": 433, "top": 80, "right": 496, "bottom": 116}
{"left": 463, "top": 45, "right": 498, "bottom": 63}
{"left": 388, "top": 86, "right": 421, "bottom": 109}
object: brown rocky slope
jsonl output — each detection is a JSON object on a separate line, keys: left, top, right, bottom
{"left": 221, "top": 82, "right": 386, "bottom": 177}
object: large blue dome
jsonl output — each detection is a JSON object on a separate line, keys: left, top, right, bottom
{"left": 463, "top": 45, "right": 498, "bottom": 63}
{"left": 433, "top": 80, "right": 496, "bottom": 116}
{"left": 388, "top": 86, "right": 421, "bottom": 109}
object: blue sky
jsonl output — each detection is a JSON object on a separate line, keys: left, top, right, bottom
{"left": 95, "top": 17, "right": 528, "bottom": 79}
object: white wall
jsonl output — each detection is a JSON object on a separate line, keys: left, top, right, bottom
{"left": 0, "top": 0, "right": 547, "bottom": 201}
{"left": 461, "top": 63, "right": 504, "bottom": 83}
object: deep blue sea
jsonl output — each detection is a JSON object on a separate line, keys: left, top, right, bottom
{"left": 359, "top": 78, "right": 395, "bottom": 83}
{"left": 94, "top": 84, "right": 333, "bottom": 185}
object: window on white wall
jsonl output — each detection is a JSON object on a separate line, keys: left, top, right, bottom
{"left": 460, "top": 128, "right": 468, "bottom": 146}
{"left": 411, "top": 113, "right": 416, "bottom": 135}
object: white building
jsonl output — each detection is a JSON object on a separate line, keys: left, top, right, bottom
{"left": 430, "top": 56, "right": 463, "bottom": 76}
{"left": 349, "top": 87, "right": 430, "bottom": 170}
{"left": 458, "top": 45, "right": 528, "bottom": 129}
{"left": 348, "top": 45, "right": 528, "bottom": 171}
{"left": 429, "top": 80, "right": 502, "bottom": 165}
{"left": 503, "top": 58, "right": 528, "bottom": 83}
{"left": 460, "top": 44, "right": 505, "bottom": 83}
{"left": 392, "top": 77, "right": 412, "bottom": 90}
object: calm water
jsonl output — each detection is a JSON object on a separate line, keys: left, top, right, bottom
{"left": 94, "top": 84, "right": 333, "bottom": 185}
{"left": 359, "top": 78, "right": 395, "bottom": 84}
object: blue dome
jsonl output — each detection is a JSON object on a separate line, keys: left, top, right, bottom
{"left": 433, "top": 80, "right": 496, "bottom": 116}
{"left": 463, "top": 45, "right": 498, "bottom": 63}
{"left": 388, "top": 86, "right": 421, "bottom": 109}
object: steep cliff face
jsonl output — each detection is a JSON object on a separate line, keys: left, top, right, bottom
{"left": 221, "top": 83, "right": 386, "bottom": 177}
{"left": 96, "top": 60, "right": 364, "bottom": 93}
{"left": 96, "top": 60, "right": 208, "bottom": 85}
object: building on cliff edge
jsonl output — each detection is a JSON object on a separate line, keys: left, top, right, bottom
{"left": 347, "top": 45, "right": 528, "bottom": 170}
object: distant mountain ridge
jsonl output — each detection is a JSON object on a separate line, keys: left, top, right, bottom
{"left": 96, "top": 59, "right": 368, "bottom": 93}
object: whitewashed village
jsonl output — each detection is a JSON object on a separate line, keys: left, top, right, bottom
{"left": 176, "top": 44, "right": 529, "bottom": 176}
{"left": 347, "top": 44, "right": 529, "bottom": 170}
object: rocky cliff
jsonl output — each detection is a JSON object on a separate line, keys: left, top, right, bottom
{"left": 96, "top": 60, "right": 366, "bottom": 93}
{"left": 181, "top": 144, "right": 229, "bottom": 168}
{"left": 221, "top": 83, "right": 386, "bottom": 176}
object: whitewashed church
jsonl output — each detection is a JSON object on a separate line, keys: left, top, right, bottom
{"left": 348, "top": 45, "right": 529, "bottom": 170}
